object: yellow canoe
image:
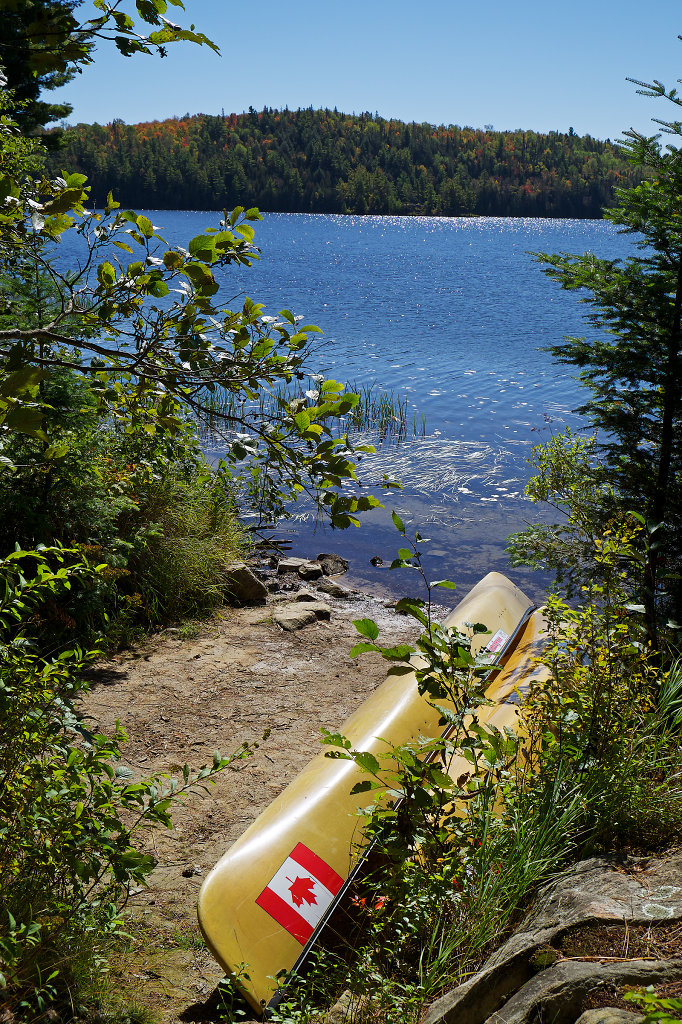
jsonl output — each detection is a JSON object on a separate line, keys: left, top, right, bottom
{"left": 198, "top": 572, "right": 545, "bottom": 1013}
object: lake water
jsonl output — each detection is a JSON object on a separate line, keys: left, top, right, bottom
{"left": 67, "top": 213, "right": 638, "bottom": 603}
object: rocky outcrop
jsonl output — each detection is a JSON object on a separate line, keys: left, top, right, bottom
{"left": 425, "top": 851, "right": 682, "bottom": 1024}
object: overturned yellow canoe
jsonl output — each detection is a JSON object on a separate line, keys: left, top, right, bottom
{"left": 198, "top": 572, "right": 545, "bottom": 1013}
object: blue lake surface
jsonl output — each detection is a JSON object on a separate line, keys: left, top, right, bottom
{"left": 63, "top": 213, "right": 638, "bottom": 602}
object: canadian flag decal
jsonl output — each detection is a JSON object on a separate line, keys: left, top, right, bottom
{"left": 256, "top": 843, "right": 345, "bottom": 945}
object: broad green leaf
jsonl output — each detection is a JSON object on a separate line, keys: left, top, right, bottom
{"left": 395, "top": 597, "right": 428, "bottom": 626}
{"left": 44, "top": 443, "right": 70, "bottom": 461}
{"left": 0, "top": 367, "right": 45, "bottom": 398}
{"left": 380, "top": 644, "right": 414, "bottom": 661}
{"left": 234, "top": 224, "right": 255, "bottom": 242}
{"left": 4, "top": 406, "right": 47, "bottom": 439}
{"left": 97, "top": 261, "right": 116, "bottom": 287}
{"left": 189, "top": 234, "right": 216, "bottom": 259}
{"left": 136, "top": 214, "right": 154, "bottom": 238}
{"left": 350, "top": 641, "right": 380, "bottom": 657}
{"left": 353, "top": 617, "right": 379, "bottom": 641}
{"left": 391, "top": 511, "right": 405, "bottom": 532}
{"left": 293, "top": 410, "right": 311, "bottom": 432}
{"left": 350, "top": 780, "right": 376, "bottom": 794}
{"left": 354, "top": 751, "right": 380, "bottom": 774}
{"left": 64, "top": 171, "right": 88, "bottom": 187}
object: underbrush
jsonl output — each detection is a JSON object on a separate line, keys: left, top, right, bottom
{"left": 0, "top": 369, "right": 246, "bottom": 646}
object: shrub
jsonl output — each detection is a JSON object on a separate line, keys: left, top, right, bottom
{"left": 0, "top": 547, "right": 248, "bottom": 1018}
{"left": 0, "top": 367, "right": 246, "bottom": 640}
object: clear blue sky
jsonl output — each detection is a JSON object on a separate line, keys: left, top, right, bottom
{"left": 54, "top": 0, "right": 682, "bottom": 141}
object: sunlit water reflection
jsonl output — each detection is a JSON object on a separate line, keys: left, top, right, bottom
{"left": 61, "top": 213, "right": 637, "bottom": 604}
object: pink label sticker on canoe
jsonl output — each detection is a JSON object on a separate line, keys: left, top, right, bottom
{"left": 486, "top": 629, "right": 509, "bottom": 654}
{"left": 256, "top": 843, "right": 344, "bottom": 946}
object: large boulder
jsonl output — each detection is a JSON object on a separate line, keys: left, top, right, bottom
{"left": 225, "top": 562, "right": 267, "bottom": 604}
{"left": 317, "top": 552, "right": 349, "bottom": 576}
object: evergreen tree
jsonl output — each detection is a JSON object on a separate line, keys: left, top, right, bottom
{"left": 0, "top": 0, "right": 83, "bottom": 142}
{"left": 534, "top": 74, "right": 682, "bottom": 644}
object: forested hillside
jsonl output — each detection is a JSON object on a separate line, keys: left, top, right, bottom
{"left": 51, "top": 107, "right": 640, "bottom": 217}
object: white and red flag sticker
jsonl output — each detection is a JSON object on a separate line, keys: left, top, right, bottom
{"left": 256, "top": 842, "right": 344, "bottom": 945}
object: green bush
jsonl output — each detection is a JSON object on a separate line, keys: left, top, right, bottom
{"left": 0, "top": 366, "right": 246, "bottom": 641}
{"left": 118, "top": 470, "right": 246, "bottom": 624}
{"left": 0, "top": 547, "right": 248, "bottom": 1019}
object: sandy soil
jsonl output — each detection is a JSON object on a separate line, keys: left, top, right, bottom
{"left": 82, "top": 574, "right": 420, "bottom": 1022}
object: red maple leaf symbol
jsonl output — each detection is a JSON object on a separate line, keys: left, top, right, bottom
{"left": 288, "top": 875, "right": 318, "bottom": 908}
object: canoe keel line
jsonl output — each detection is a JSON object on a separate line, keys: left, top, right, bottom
{"left": 197, "top": 572, "right": 548, "bottom": 1014}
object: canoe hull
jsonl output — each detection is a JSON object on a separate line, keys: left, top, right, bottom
{"left": 198, "top": 572, "right": 540, "bottom": 1012}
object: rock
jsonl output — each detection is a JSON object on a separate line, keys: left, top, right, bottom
{"left": 485, "top": 959, "right": 681, "bottom": 1024}
{"left": 273, "top": 602, "right": 331, "bottom": 631}
{"left": 294, "top": 590, "right": 319, "bottom": 602}
{"left": 325, "top": 988, "right": 372, "bottom": 1023}
{"left": 317, "top": 552, "right": 349, "bottom": 576}
{"left": 317, "top": 578, "right": 352, "bottom": 599}
{"left": 424, "top": 850, "right": 682, "bottom": 1024}
{"left": 273, "top": 605, "right": 317, "bottom": 631}
{"left": 298, "top": 560, "right": 324, "bottom": 580}
{"left": 576, "top": 1011, "right": 644, "bottom": 1024}
{"left": 305, "top": 601, "right": 331, "bottom": 620}
{"left": 277, "top": 556, "right": 309, "bottom": 575}
{"left": 225, "top": 562, "right": 267, "bottom": 604}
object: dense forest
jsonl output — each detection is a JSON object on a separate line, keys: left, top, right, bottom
{"left": 51, "top": 107, "right": 641, "bottom": 217}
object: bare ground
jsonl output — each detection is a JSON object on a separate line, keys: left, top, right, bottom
{"left": 81, "top": 578, "right": 420, "bottom": 1022}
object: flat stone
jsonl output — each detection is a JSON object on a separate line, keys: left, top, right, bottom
{"left": 225, "top": 562, "right": 267, "bottom": 604}
{"left": 293, "top": 590, "right": 319, "bottom": 602}
{"left": 277, "top": 557, "right": 308, "bottom": 574}
{"left": 306, "top": 601, "right": 331, "bottom": 620}
{"left": 272, "top": 601, "right": 331, "bottom": 631}
{"left": 317, "top": 578, "right": 352, "bottom": 599}
{"left": 298, "top": 560, "right": 324, "bottom": 580}
{"left": 317, "top": 552, "right": 349, "bottom": 576}
{"left": 576, "top": 1011, "right": 643, "bottom": 1024}
{"left": 272, "top": 605, "right": 318, "bottom": 631}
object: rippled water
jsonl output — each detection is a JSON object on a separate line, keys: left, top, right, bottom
{"left": 64, "top": 213, "right": 639, "bottom": 602}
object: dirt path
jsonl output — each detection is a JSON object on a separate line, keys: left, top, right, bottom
{"left": 83, "top": 577, "right": 420, "bottom": 1022}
